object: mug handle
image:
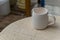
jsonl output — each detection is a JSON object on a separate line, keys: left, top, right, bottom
{"left": 48, "top": 14, "right": 56, "bottom": 26}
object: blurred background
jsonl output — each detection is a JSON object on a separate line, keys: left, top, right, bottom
{"left": 0, "top": 0, "right": 60, "bottom": 32}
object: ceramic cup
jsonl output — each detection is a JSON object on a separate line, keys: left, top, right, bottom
{"left": 32, "top": 7, "right": 56, "bottom": 29}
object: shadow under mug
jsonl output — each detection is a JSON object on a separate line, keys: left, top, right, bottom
{"left": 32, "top": 7, "right": 56, "bottom": 30}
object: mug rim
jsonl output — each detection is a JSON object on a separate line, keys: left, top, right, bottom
{"left": 32, "top": 7, "right": 48, "bottom": 15}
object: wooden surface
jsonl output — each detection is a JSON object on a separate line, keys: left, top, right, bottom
{"left": 1, "top": 16, "right": 60, "bottom": 40}
{"left": 25, "top": 0, "right": 31, "bottom": 16}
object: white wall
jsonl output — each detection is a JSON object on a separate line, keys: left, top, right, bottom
{"left": 31, "top": 0, "right": 60, "bottom": 7}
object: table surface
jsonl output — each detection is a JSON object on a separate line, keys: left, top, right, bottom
{"left": 1, "top": 16, "right": 60, "bottom": 40}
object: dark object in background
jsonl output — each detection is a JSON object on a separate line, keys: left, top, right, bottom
{"left": 9, "top": 0, "right": 17, "bottom": 7}
{"left": 38, "top": 0, "right": 45, "bottom": 7}
{"left": 9, "top": 0, "right": 17, "bottom": 10}
{"left": 38, "top": 0, "right": 41, "bottom": 7}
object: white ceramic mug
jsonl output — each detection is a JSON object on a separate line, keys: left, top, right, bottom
{"left": 32, "top": 7, "right": 56, "bottom": 29}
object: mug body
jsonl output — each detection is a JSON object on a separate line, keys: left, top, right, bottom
{"left": 32, "top": 7, "right": 48, "bottom": 29}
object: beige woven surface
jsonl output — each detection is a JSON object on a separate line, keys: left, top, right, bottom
{"left": 0, "top": 16, "right": 60, "bottom": 40}
{"left": 0, "top": 35, "right": 5, "bottom": 40}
